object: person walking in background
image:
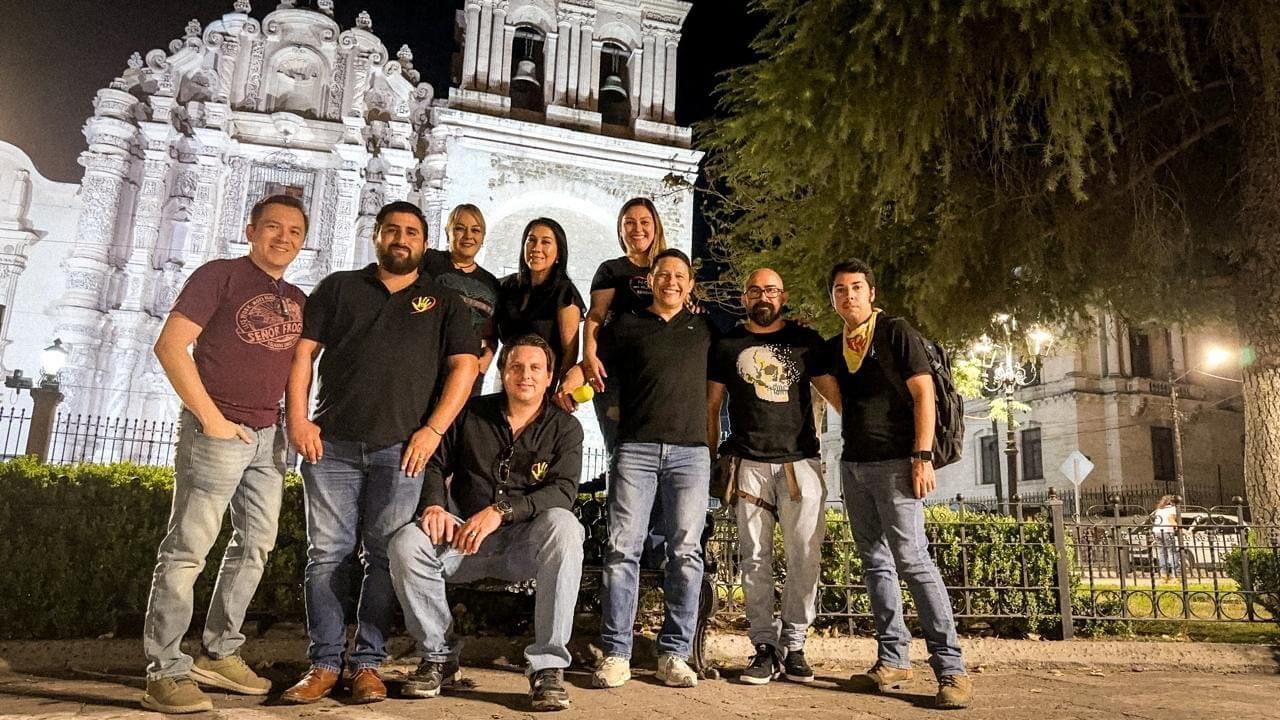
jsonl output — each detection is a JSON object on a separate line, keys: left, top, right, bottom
{"left": 141, "top": 194, "right": 308, "bottom": 714}
{"left": 495, "top": 218, "right": 584, "bottom": 381}
{"left": 420, "top": 204, "right": 500, "bottom": 395}
{"left": 1152, "top": 495, "right": 1181, "bottom": 581}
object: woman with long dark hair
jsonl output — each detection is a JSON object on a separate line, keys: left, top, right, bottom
{"left": 495, "top": 217, "right": 585, "bottom": 379}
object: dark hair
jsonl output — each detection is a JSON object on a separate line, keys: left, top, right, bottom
{"left": 517, "top": 217, "right": 570, "bottom": 289}
{"left": 374, "top": 200, "right": 429, "bottom": 240}
{"left": 497, "top": 333, "right": 557, "bottom": 377}
{"left": 616, "top": 197, "right": 667, "bottom": 262}
{"left": 250, "top": 194, "right": 309, "bottom": 233}
{"left": 828, "top": 257, "right": 875, "bottom": 290}
{"left": 649, "top": 247, "right": 692, "bottom": 274}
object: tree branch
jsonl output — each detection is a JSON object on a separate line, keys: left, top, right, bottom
{"left": 1111, "top": 114, "right": 1235, "bottom": 201}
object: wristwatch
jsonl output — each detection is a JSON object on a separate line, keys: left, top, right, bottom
{"left": 910, "top": 450, "right": 934, "bottom": 463}
{"left": 493, "top": 499, "right": 514, "bottom": 522}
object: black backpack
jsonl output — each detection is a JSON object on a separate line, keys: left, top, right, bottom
{"left": 872, "top": 317, "right": 966, "bottom": 468}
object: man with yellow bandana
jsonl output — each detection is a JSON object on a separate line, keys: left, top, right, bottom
{"left": 811, "top": 258, "right": 973, "bottom": 710}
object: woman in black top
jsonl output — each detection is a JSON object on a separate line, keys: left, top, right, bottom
{"left": 581, "top": 197, "right": 668, "bottom": 449}
{"left": 495, "top": 217, "right": 585, "bottom": 380}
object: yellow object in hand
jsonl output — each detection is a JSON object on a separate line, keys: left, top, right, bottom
{"left": 571, "top": 385, "right": 595, "bottom": 403}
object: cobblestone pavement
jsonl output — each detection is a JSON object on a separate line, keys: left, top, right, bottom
{"left": 0, "top": 663, "right": 1276, "bottom": 720}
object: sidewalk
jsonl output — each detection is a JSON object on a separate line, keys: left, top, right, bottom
{"left": 0, "top": 632, "right": 1275, "bottom": 719}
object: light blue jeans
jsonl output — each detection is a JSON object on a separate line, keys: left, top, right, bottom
{"left": 600, "top": 442, "right": 710, "bottom": 660}
{"left": 143, "top": 409, "right": 286, "bottom": 680}
{"left": 301, "top": 440, "right": 424, "bottom": 672}
{"left": 841, "top": 459, "right": 966, "bottom": 678}
{"left": 389, "top": 507, "right": 584, "bottom": 672}
{"left": 1154, "top": 532, "right": 1181, "bottom": 575}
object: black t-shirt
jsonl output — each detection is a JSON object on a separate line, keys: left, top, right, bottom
{"left": 599, "top": 308, "right": 717, "bottom": 446}
{"left": 301, "top": 265, "right": 480, "bottom": 446}
{"left": 812, "top": 316, "right": 932, "bottom": 462}
{"left": 709, "top": 321, "right": 824, "bottom": 462}
{"left": 590, "top": 257, "right": 652, "bottom": 324}
{"left": 495, "top": 274, "right": 585, "bottom": 373}
{"left": 420, "top": 249, "right": 500, "bottom": 354}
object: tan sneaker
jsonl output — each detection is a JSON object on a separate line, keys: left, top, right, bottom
{"left": 141, "top": 676, "right": 214, "bottom": 714}
{"left": 655, "top": 654, "right": 698, "bottom": 688}
{"left": 190, "top": 653, "right": 271, "bottom": 695}
{"left": 936, "top": 674, "right": 973, "bottom": 709}
{"left": 858, "top": 662, "right": 914, "bottom": 692}
{"left": 592, "top": 656, "right": 632, "bottom": 688}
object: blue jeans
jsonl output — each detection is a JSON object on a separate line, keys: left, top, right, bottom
{"left": 841, "top": 459, "right": 965, "bottom": 679}
{"left": 1154, "top": 532, "right": 1180, "bottom": 574}
{"left": 301, "top": 440, "right": 423, "bottom": 671}
{"left": 143, "top": 409, "right": 286, "bottom": 680}
{"left": 389, "top": 508, "right": 584, "bottom": 672}
{"left": 601, "top": 442, "right": 710, "bottom": 659}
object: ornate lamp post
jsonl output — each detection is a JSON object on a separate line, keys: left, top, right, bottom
{"left": 971, "top": 316, "right": 1054, "bottom": 511}
{"left": 4, "top": 338, "right": 69, "bottom": 462}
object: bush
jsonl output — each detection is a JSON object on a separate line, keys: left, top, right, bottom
{"left": 0, "top": 457, "right": 308, "bottom": 640}
{"left": 1224, "top": 540, "right": 1280, "bottom": 620}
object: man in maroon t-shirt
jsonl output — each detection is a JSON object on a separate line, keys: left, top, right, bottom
{"left": 140, "top": 195, "right": 308, "bottom": 715}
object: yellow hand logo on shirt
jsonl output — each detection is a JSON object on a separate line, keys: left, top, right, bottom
{"left": 410, "top": 296, "right": 437, "bottom": 314}
{"left": 531, "top": 461, "right": 548, "bottom": 480}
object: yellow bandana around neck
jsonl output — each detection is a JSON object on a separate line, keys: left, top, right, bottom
{"left": 842, "top": 308, "right": 882, "bottom": 373}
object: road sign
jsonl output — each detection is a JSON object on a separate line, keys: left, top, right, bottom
{"left": 1060, "top": 450, "right": 1094, "bottom": 487}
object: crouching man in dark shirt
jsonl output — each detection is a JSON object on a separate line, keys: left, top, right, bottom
{"left": 389, "top": 333, "right": 585, "bottom": 712}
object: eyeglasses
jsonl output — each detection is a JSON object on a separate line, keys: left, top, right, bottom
{"left": 497, "top": 444, "right": 514, "bottom": 486}
{"left": 744, "top": 287, "right": 784, "bottom": 299}
{"left": 271, "top": 279, "right": 289, "bottom": 318}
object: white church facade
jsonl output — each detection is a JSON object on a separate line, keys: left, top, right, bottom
{"left": 0, "top": 0, "right": 701, "bottom": 433}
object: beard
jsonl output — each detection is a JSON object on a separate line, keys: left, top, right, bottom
{"left": 378, "top": 244, "right": 422, "bottom": 275}
{"left": 749, "top": 302, "right": 780, "bottom": 326}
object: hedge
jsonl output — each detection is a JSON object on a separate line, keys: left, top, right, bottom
{"left": 0, "top": 457, "right": 308, "bottom": 640}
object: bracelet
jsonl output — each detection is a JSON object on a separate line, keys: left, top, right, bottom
{"left": 425, "top": 424, "right": 445, "bottom": 437}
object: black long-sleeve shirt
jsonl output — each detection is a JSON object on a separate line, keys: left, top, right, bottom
{"left": 419, "top": 393, "right": 583, "bottom": 524}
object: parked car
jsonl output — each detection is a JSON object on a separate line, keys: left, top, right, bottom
{"left": 1124, "top": 512, "right": 1249, "bottom": 571}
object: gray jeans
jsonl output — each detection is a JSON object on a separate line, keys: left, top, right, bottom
{"left": 841, "top": 459, "right": 965, "bottom": 678}
{"left": 735, "top": 457, "right": 826, "bottom": 652}
{"left": 143, "top": 409, "right": 286, "bottom": 680}
{"left": 389, "top": 507, "right": 584, "bottom": 672}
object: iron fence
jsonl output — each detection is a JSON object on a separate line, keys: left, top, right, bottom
{"left": 925, "top": 481, "right": 1240, "bottom": 518}
{"left": 0, "top": 407, "right": 179, "bottom": 465}
{"left": 710, "top": 492, "right": 1279, "bottom": 634}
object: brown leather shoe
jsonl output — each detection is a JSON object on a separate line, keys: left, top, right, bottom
{"left": 350, "top": 668, "right": 387, "bottom": 704}
{"left": 280, "top": 667, "right": 339, "bottom": 704}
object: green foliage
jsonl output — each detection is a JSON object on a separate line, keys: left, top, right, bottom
{"left": 1224, "top": 544, "right": 1280, "bottom": 619}
{"left": 806, "top": 506, "right": 1073, "bottom": 636}
{"left": 0, "top": 458, "right": 307, "bottom": 640}
{"left": 702, "top": 0, "right": 1250, "bottom": 340}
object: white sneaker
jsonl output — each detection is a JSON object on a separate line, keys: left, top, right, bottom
{"left": 592, "top": 656, "right": 632, "bottom": 688}
{"left": 656, "top": 654, "right": 698, "bottom": 688}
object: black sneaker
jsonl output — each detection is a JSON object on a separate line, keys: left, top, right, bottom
{"left": 739, "top": 643, "right": 781, "bottom": 685}
{"left": 783, "top": 649, "right": 814, "bottom": 683}
{"left": 402, "top": 659, "right": 459, "bottom": 698}
{"left": 529, "top": 668, "right": 570, "bottom": 711}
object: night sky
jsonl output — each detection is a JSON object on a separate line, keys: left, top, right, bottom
{"left": 0, "top": 0, "right": 761, "bottom": 183}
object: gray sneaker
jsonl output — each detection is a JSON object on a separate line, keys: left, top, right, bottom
{"left": 141, "top": 676, "right": 214, "bottom": 714}
{"left": 190, "top": 653, "right": 271, "bottom": 695}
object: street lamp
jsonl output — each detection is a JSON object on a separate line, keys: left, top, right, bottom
{"left": 4, "top": 338, "right": 69, "bottom": 462}
{"left": 971, "top": 315, "right": 1054, "bottom": 511}
{"left": 1168, "top": 345, "right": 1238, "bottom": 506}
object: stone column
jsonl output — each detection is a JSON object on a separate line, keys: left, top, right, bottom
{"left": 566, "top": 19, "right": 581, "bottom": 105}
{"left": 54, "top": 87, "right": 137, "bottom": 414}
{"left": 330, "top": 140, "right": 371, "bottom": 275}
{"left": 543, "top": 29, "right": 559, "bottom": 106}
{"left": 461, "top": 1, "right": 482, "bottom": 90}
{"left": 651, "top": 36, "right": 666, "bottom": 120}
{"left": 640, "top": 34, "right": 656, "bottom": 119}
{"left": 118, "top": 121, "right": 176, "bottom": 313}
{"left": 629, "top": 46, "right": 643, "bottom": 119}
{"left": 588, "top": 39, "right": 603, "bottom": 112}
{"left": 662, "top": 38, "right": 678, "bottom": 123}
{"left": 554, "top": 20, "right": 572, "bottom": 104}
{"left": 0, "top": 169, "right": 42, "bottom": 374}
{"left": 487, "top": 1, "right": 507, "bottom": 93}
{"left": 576, "top": 23, "right": 595, "bottom": 108}
{"left": 476, "top": 1, "right": 493, "bottom": 90}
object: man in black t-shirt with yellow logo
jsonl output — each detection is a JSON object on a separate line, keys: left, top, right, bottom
{"left": 708, "top": 268, "right": 841, "bottom": 687}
